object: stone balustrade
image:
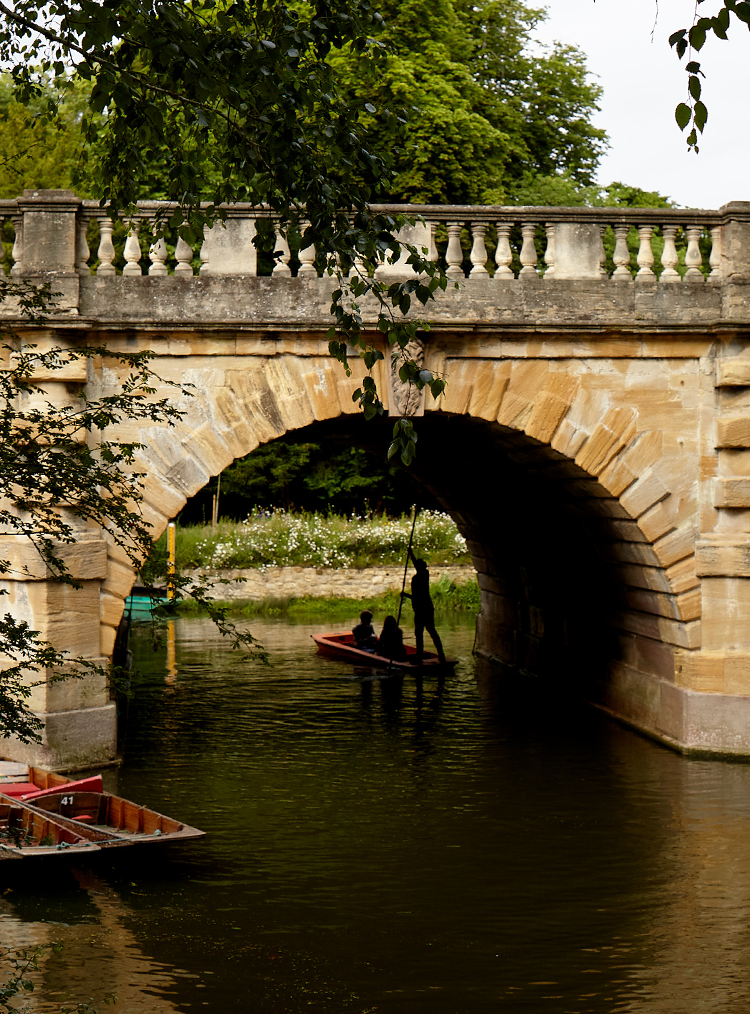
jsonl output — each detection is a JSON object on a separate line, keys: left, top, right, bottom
{"left": 2, "top": 190, "right": 750, "bottom": 330}
{"left": 72, "top": 203, "right": 727, "bottom": 281}
{"left": 1, "top": 192, "right": 745, "bottom": 280}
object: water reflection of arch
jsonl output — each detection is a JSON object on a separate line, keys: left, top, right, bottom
{"left": 101, "top": 347, "right": 697, "bottom": 744}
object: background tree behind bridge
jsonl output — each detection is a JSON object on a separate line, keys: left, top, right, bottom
{"left": 0, "top": 0, "right": 608, "bottom": 208}
{"left": 329, "top": 0, "right": 608, "bottom": 205}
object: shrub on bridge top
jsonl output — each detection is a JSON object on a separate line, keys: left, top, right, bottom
{"left": 162, "top": 510, "right": 470, "bottom": 571}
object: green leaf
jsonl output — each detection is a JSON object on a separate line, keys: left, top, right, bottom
{"left": 669, "top": 28, "right": 687, "bottom": 47}
{"left": 689, "top": 25, "right": 707, "bottom": 49}
{"left": 694, "top": 100, "right": 708, "bottom": 131}
{"left": 675, "top": 103, "right": 692, "bottom": 130}
{"left": 688, "top": 75, "right": 702, "bottom": 100}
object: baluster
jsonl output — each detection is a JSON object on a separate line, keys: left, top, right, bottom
{"left": 612, "top": 226, "right": 631, "bottom": 278}
{"left": 494, "top": 222, "right": 513, "bottom": 277}
{"left": 174, "top": 234, "right": 194, "bottom": 274}
{"left": 660, "top": 225, "right": 680, "bottom": 281}
{"left": 76, "top": 219, "right": 90, "bottom": 275}
{"left": 298, "top": 221, "right": 317, "bottom": 275}
{"left": 148, "top": 234, "right": 168, "bottom": 276}
{"left": 10, "top": 215, "right": 23, "bottom": 277}
{"left": 519, "top": 223, "right": 538, "bottom": 277}
{"left": 199, "top": 224, "right": 210, "bottom": 274}
{"left": 684, "top": 226, "right": 704, "bottom": 282}
{"left": 96, "top": 218, "right": 116, "bottom": 275}
{"left": 445, "top": 223, "right": 464, "bottom": 278}
{"left": 427, "top": 221, "right": 438, "bottom": 263}
{"left": 598, "top": 226, "right": 607, "bottom": 277}
{"left": 272, "top": 224, "right": 291, "bottom": 276}
{"left": 544, "top": 223, "right": 556, "bottom": 278}
{"left": 123, "top": 223, "right": 143, "bottom": 276}
{"left": 636, "top": 226, "right": 654, "bottom": 279}
{"left": 469, "top": 223, "right": 488, "bottom": 276}
{"left": 709, "top": 225, "right": 722, "bottom": 282}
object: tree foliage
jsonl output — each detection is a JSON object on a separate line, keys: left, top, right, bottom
{"left": 0, "top": 76, "right": 94, "bottom": 196}
{"left": 179, "top": 438, "right": 438, "bottom": 522}
{"left": 0, "top": 282, "right": 267, "bottom": 741}
{"left": 330, "top": 0, "right": 607, "bottom": 204}
{"left": 0, "top": 0, "right": 455, "bottom": 464}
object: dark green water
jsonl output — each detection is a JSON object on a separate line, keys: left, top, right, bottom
{"left": 3, "top": 614, "right": 750, "bottom": 1014}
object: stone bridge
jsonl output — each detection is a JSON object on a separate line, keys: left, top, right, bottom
{"left": 4, "top": 189, "right": 750, "bottom": 768}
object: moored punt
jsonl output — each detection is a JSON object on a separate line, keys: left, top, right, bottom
{"left": 313, "top": 632, "right": 456, "bottom": 672}
{"left": 20, "top": 791, "right": 205, "bottom": 848}
{"left": 0, "top": 761, "right": 103, "bottom": 800}
{"left": 0, "top": 798, "right": 101, "bottom": 859}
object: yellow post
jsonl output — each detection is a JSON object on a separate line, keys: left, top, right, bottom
{"left": 167, "top": 522, "right": 176, "bottom": 600}
{"left": 166, "top": 618, "right": 177, "bottom": 683}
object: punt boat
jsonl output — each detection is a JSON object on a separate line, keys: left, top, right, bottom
{"left": 312, "top": 632, "right": 456, "bottom": 671}
{"left": 18, "top": 791, "right": 205, "bottom": 848}
{"left": 0, "top": 798, "right": 101, "bottom": 859}
{"left": 0, "top": 761, "right": 102, "bottom": 800}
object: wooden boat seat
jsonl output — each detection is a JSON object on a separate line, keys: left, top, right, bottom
{"left": 1, "top": 783, "right": 39, "bottom": 797}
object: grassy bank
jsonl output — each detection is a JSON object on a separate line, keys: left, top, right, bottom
{"left": 177, "top": 574, "right": 481, "bottom": 619}
{"left": 157, "top": 509, "right": 471, "bottom": 570}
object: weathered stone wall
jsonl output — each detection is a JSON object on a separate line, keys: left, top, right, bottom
{"left": 188, "top": 565, "right": 476, "bottom": 601}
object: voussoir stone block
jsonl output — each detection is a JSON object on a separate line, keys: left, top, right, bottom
{"left": 620, "top": 470, "right": 670, "bottom": 519}
{"left": 525, "top": 392, "right": 570, "bottom": 443}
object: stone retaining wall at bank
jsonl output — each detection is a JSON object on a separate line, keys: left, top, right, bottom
{"left": 189, "top": 565, "right": 477, "bottom": 601}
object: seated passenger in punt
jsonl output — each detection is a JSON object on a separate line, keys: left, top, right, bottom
{"left": 378, "top": 615, "right": 406, "bottom": 660}
{"left": 352, "top": 610, "right": 378, "bottom": 650}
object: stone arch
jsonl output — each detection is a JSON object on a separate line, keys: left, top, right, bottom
{"left": 427, "top": 354, "right": 698, "bottom": 601}
{"left": 99, "top": 351, "right": 387, "bottom": 653}
{"left": 99, "top": 346, "right": 700, "bottom": 740}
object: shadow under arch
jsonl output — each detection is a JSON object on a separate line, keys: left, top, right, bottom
{"left": 299, "top": 412, "right": 682, "bottom": 700}
{"left": 117, "top": 397, "right": 686, "bottom": 727}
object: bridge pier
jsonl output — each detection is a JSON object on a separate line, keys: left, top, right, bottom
{"left": 0, "top": 530, "right": 118, "bottom": 770}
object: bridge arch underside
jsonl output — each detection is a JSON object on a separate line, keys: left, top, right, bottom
{"left": 280, "top": 413, "right": 689, "bottom": 743}
{"left": 133, "top": 392, "right": 704, "bottom": 756}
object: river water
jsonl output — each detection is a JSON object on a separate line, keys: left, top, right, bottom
{"left": 3, "top": 614, "right": 750, "bottom": 1014}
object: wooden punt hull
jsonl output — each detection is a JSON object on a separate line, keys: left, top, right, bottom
{"left": 0, "top": 798, "right": 101, "bottom": 859}
{"left": 0, "top": 761, "right": 103, "bottom": 800}
{"left": 20, "top": 791, "right": 205, "bottom": 848}
{"left": 313, "top": 632, "right": 456, "bottom": 671}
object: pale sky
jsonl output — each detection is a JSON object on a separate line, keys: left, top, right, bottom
{"left": 533, "top": 0, "right": 750, "bottom": 209}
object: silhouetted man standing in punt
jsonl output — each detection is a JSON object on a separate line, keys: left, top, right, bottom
{"left": 402, "top": 549, "right": 446, "bottom": 665}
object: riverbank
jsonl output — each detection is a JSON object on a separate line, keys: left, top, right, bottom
{"left": 181, "top": 565, "right": 479, "bottom": 617}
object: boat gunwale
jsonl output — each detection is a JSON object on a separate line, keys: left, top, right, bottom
{"left": 313, "top": 631, "right": 456, "bottom": 670}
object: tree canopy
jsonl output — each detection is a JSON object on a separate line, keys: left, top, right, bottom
{"left": 331, "top": 0, "right": 607, "bottom": 204}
